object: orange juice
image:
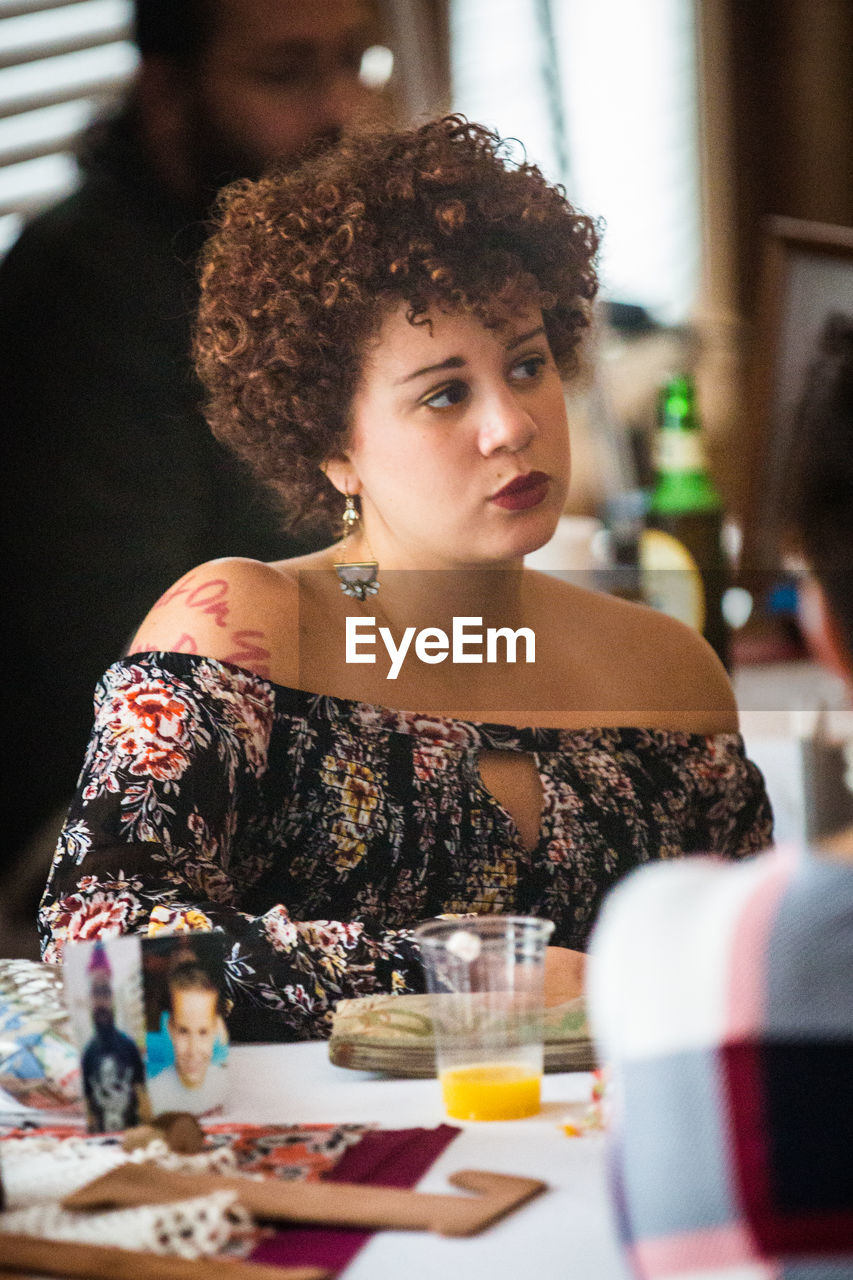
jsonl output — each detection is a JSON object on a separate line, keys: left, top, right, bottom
{"left": 440, "top": 1063, "right": 542, "bottom": 1121}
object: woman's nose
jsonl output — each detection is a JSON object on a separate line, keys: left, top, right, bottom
{"left": 477, "top": 391, "right": 536, "bottom": 456}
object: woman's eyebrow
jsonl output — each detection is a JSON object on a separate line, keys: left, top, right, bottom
{"left": 397, "top": 325, "right": 546, "bottom": 385}
{"left": 396, "top": 355, "right": 465, "bottom": 384}
{"left": 506, "top": 324, "right": 546, "bottom": 350}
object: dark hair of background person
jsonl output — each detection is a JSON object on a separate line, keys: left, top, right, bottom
{"left": 0, "top": 0, "right": 384, "bottom": 929}
{"left": 133, "top": 0, "right": 214, "bottom": 66}
{"left": 786, "top": 312, "right": 853, "bottom": 660}
{"left": 195, "top": 114, "right": 600, "bottom": 536}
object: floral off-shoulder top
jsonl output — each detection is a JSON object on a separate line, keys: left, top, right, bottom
{"left": 39, "top": 652, "right": 773, "bottom": 1041}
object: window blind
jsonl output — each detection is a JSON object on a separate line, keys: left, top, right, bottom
{"left": 0, "top": 0, "right": 136, "bottom": 256}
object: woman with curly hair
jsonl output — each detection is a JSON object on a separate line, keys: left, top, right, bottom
{"left": 40, "top": 116, "right": 772, "bottom": 1040}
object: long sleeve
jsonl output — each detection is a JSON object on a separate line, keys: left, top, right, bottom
{"left": 38, "top": 656, "right": 423, "bottom": 1041}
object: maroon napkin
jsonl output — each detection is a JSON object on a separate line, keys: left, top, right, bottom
{"left": 249, "top": 1124, "right": 460, "bottom": 1274}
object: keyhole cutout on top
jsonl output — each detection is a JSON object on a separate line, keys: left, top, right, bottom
{"left": 477, "top": 750, "right": 544, "bottom": 854}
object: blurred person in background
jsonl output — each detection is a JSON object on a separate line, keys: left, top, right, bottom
{"left": 588, "top": 313, "right": 853, "bottom": 1279}
{"left": 0, "top": 0, "right": 386, "bottom": 937}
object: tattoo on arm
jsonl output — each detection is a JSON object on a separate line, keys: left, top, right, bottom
{"left": 224, "top": 629, "right": 271, "bottom": 677}
{"left": 132, "top": 632, "right": 198, "bottom": 654}
{"left": 152, "top": 574, "right": 230, "bottom": 628}
{"left": 131, "top": 629, "right": 270, "bottom": 675}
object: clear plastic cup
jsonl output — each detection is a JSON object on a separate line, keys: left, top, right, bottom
{"left": 414, "top": 915, "right": 554, "bottom": 1121}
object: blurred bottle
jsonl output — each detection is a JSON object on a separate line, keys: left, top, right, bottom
{"left": 641, "top": 373, "right": 731, "bottom": 668}
{"left": 599, "top": 489, "right": 648, "bottom": 604}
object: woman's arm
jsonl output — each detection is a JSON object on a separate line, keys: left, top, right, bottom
{"left": 38, "top": 645, "right": 423, "bottom": 1041}
{"left": 544, "top": 946, "right": 586, "bottom": 1004}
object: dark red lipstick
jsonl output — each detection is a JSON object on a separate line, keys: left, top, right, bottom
{"left": 490, "top": 470, "right": 550, "bottom": 511}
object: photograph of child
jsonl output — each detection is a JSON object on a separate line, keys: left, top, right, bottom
{"left": 143, "top": 935, "right": 229, "bottom": 1117}
{"left": 63, "top": 937, "right": 150, "bottom": 1133}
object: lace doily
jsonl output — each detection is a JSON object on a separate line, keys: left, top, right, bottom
{"left": 0, "top": 1190, "right": 254, "bottom": 1259}
{"left": 0, "top": 1132, "right": 237, "bottom": 1209}
{"left": 0, "top": 1122, "right": 366, "bottom": 1262}
{"left": 0, "top": 1133, "right": 256, "bottom": 1258}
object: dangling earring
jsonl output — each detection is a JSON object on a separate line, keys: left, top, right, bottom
{"left": 333, "top": 494, "right": 379, "bottom": 600}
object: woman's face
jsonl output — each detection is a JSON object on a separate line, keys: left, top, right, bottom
{"left": 333, "top": 302, "right": 571, "bottom": 570}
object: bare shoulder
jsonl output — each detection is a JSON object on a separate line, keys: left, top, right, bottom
{"left": 128, "top": 557, "right": 299, "bottom": 681}
{"left": 624, "top": 598, "right": 738, "bottom": 728}
{"left": 529, "top": 571, "right": 739, "bottom": 732}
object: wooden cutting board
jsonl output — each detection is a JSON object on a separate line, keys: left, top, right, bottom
{"left": 63, "top": 1162, "right": 548, "bottom": 1237}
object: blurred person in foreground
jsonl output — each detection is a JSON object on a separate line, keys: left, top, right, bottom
{"left": 40, "top": 115, "right": 771, "bottom": 1041}
{"left": 588, "top": 313, "right": 853, "bottom": 1278}
{"left": 0, "top": 0, "right": 383, "bottom": 905}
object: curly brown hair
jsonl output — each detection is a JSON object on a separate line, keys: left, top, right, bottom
{"left": 195, "top": 114, "right": 600, "bottom": 533}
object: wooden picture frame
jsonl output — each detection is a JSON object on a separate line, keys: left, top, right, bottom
{"left": 740, "top": 216, "right": 853, "bottom": 577}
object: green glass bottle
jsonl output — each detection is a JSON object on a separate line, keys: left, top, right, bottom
{"left": 641, "top": 374, "right": 731, "bottom": 668}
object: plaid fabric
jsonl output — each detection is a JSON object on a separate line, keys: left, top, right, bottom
{"left": 588, "top": 845, "right": 853, "bottom": 1280}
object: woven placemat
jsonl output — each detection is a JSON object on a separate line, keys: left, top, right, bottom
{"left": 328, "top": 993, "right": 596, "bottom": 1077}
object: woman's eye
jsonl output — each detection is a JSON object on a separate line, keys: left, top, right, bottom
{"left": 510, "top": 354, "right": 546, "bottom": 381}
{"left": 422, "top": 380, "right": 468, "bottom": 410}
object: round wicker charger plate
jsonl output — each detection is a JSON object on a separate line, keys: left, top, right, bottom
{"left": 327, "top": 993, "right": 596, "bottom": 1078}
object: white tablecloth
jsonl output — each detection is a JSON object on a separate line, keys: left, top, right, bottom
{"left": 221, "top": 1041, "right": 628, "bottom": 1280}
{"left": 0, "top": 1041, "right": 628, "bottom": 1278}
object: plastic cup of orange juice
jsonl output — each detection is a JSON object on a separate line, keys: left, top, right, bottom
{"left": 414, "top": 915, "right": 554, "bottom": 1121}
